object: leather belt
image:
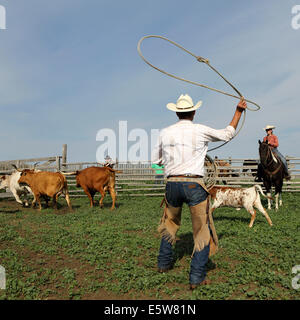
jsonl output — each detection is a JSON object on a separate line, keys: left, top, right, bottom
{"left": 167, "top": 175, "right": 203, "bottom": 179}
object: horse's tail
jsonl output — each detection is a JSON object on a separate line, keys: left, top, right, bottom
{"left": 254, "top": 184, "right": 273, "bottom": 200}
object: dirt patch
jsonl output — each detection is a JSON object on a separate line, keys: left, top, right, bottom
{"left": 9, "top": 243, "right": 132, "bottom": 300}
{"left": 0, "top": 199, "right": 23, "bottom": 213}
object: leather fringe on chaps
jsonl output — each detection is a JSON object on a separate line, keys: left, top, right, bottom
{"left": 158, "top": 196, "right": 218, "bottom": 257}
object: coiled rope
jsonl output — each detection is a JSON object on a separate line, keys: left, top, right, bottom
{"left": 137, "top": 35, "right": 261, "bottom": 152}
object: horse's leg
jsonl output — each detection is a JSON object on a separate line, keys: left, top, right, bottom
{"left": 274, "top": 192, "right": 279, "bottom": 211}
{"left": 264, "top": 181, "right": 272, "bottom": 210}
{"left": 267, "top": 191, "right": 272, "bottom": 210}
{"left": 275, "top": 177, "right": 283, "bottom": 209}
{"left": 279, "top": 193, "right": 283, "bottom": 206}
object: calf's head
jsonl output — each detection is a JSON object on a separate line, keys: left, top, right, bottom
{"left": 18, "top": 169, "right": 35, "bottom": 186}
{"left": 0, "top": 175, "right": 9, "bottom": 189}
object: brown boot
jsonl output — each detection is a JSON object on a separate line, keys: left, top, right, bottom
{"left": 190, "top": 279, "right": 211, "bottom": 290}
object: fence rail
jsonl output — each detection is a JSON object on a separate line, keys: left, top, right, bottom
{"left": 0, "top": 156, "right": 299, "bottom": 199}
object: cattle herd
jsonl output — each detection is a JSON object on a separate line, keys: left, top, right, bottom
{"left": 0, "top": 162, "right": 276, "bottom": 228}
{"left": 0, "top": 166, "right": 120, "bottom": 211}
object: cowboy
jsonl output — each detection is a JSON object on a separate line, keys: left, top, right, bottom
{"left": 263, "top": 125, "right": 291, "bottom": 180}
{"left": 152, "top": 93, "right": 247, "bottom": 290}
{"left": 104, "top": 155, "right": 115, "bottom": 169}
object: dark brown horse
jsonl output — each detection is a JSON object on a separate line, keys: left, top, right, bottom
{"left": 258, "top": 140, "right": 284, "bottom": 210}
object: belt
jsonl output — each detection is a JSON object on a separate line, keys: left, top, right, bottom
{"left": 167, "top": 175, "right": 203, "bottom": 179}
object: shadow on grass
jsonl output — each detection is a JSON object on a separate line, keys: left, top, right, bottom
{"left": 214, "top": 214, "right": 250, "bottom": 224}
{"left": 0, "top": 209, "right": 20, "bottom": 214}
{"left": 173, "top": 232, "right": 216, "bottom": 271}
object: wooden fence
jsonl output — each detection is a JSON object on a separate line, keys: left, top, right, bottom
{"left": 63, "top": 157, "right": 300, "bottom": 197}
{"left": 0, "top": 155, "right": 299, "bottom": 199}
{"left": 0, "top": 155, "right": 63, "bottom": 199}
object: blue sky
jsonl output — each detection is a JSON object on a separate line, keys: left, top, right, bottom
{"left": 0, "top": 0, "right": 299, "bottom": 162}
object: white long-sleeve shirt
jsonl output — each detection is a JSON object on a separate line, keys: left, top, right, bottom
{"left": 151, "top": 120, "right": 235, "bottom": 177}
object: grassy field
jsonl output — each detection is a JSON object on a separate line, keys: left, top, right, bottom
{"left": 0, "top": 192, "right": 300, "bottom": 300}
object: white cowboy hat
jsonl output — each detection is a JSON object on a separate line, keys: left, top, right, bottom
{"left": 166, "top": 94, "right": 202, "bottom": 112}
{"left": 263, "top": 125, "right": 276, "bottom": 131}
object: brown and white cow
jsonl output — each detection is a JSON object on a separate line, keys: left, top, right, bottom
{"left": 0, "top": 171, "right": 33, "bottom": 206}
{"left": 18, "top": 169, "right": 72, "bottom": 211}
{"left": 70, "top": 166, "right": 120, "bottom": 210}
{"left": 209, "top": 184, "right": 273, "bottom": 228}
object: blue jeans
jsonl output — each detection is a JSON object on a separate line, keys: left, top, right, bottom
{"left": 272, "top": 148, "right": 289, "bottom": 175}
{"left": 158, "top": 181, "right": 210, "bottom": 284}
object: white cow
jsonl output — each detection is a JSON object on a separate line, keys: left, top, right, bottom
{"left": 0, "top": 171, "right": 34, "bottom": 206}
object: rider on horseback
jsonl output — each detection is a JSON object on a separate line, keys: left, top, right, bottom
{"left": 256, "top": 125, "right": 291, "bottom": 181}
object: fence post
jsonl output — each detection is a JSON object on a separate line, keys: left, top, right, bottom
{"left": 56, "top": 156, "right": 61, "bottom": 171}
{"left": 62, "top": 144, "right": 67, "bottom": 170}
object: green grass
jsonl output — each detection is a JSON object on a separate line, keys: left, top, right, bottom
{"left": 0, "top": 193, "right": 300, "bottom": 300}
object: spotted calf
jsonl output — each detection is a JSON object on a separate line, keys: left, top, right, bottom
{"left": 209, "top": 184, "right": 273, "bottom": 228}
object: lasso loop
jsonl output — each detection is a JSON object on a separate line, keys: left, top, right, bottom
{"left": 137, "top": 35, "right": 261, "bottom": 152}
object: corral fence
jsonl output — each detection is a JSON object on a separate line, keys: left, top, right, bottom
{"left": 0, "top": 149, "right": 299, "bottom": 200}
{"left": 62, "top": 157, "right": 300, "bottom": 197}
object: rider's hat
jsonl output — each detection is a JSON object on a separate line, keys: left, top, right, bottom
{"left": 263, "top": 125, "right": 275, "bottom": 131}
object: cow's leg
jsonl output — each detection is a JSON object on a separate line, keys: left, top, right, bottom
{"left": 19, "top": 190, "right": 29, "bottom": 207}
{"left": 108, "top": 187, "right": 116, "bottom": 211}
{"left": 52, "top": 195, "right": 58, "bottom": 210}
{"left": 245, "top": 205, "right": 256, "bottom": 228}
{"left": 98, "top": 186, "right": 106, "bottom": 208}
{"left": 248, "top": 209, "right": 256, "bottom": 228}
{"left": 90, "top": 190, "right": 95, "bottom": 205}
{"left": 254, "top": 198, "right": 273, "bottom": 226}
{"left": 35, "top": 194, "right": 42, "bottom": 211}
{"left": 103, "top": 186, "right": 108, "bottom": 196}
{"left": 81, "top": 186, "right": 94, "bottom": 207}
{"left": 11, "top": 190, "right": 24, "bottom": 206}
{"left": 31, "top": 193, "right": 37, "bottom": 208}
{"left": 44, "top": 196, "right": 49, "bottom": 208}
{"left": 209, "top": 205, "right": 218, "bottom": 216}
{"left": 210, "top": 207, "right": 216, "bottom": 215}
{"left": 209, "top": 199, "right": 221, "bottom": 216}
{"left": 64, "top": 190, "right": 72, "bottom": 210}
